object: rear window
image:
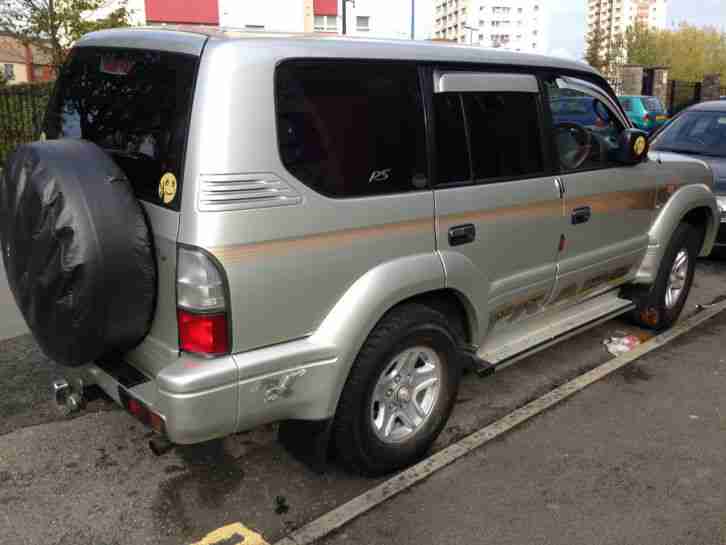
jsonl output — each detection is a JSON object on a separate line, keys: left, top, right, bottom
{"left": 642, "top": 97, "right": 665, "bottom": 113}
{"left": 44, "top": 47, "right": 198, "bottom": 210}
{"left": 275, "top": 61, "right": 427, "bottom": 198}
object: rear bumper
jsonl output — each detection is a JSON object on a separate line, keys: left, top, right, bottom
{"left": 77, "top": 340, "right": 340, "bottom": 445}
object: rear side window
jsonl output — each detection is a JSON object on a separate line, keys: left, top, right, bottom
{"left": 276, "top": 61, "right": 427, "bottom": 197}
{"left": 433, "top": 90, "right": 545, "bottom": 185}
{"left": 433, "top": 93, "right": 470, "bottom": 184}
{"left": 45, "top": 47, "right": 198, "bottom": 210}
{"left": 463, "top": 92, "right": 544, "bottom": 181}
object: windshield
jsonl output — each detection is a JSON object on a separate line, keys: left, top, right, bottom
{"left": 642, "top": 97, "right": 665, "bottom": 113}
{"left": 44, "top": 47, "right": 198, "bottom": 210}
{"left": 650, "top": 110, "right": 726, "bottom": 157}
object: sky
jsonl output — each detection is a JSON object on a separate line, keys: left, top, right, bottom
{"left": 548, "top": 0, "right": 726, "bottom": 60}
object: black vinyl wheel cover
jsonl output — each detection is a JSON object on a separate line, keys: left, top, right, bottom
{"left": 0, "top": 140, "right": 157, "bottom": 367}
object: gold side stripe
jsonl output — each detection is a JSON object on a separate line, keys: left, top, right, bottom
{"left": 211, "top": 188, "right": 655, "bottom": 263}
{"left": 210, "top": 217, "right": 434, "bottom": 262}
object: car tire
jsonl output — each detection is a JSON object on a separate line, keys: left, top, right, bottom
{"left": 630, "top": 222, "right": 701, "bottom": 331}
{"left": 0, "top": 140, "right": 156, "bottom": 367}
{"left": 333, "top": 303, "right": 462, "bottom": 476}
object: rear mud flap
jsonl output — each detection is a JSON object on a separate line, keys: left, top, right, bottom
{"left": 279, "top": 418, "right": 334, "bottom": 474}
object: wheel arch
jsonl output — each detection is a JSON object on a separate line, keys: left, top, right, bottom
{"left": 635, "top": 184, "right": 719, "bottom": 284}
{"left": 311, "top": 254, "right": 481, "bottom": 417}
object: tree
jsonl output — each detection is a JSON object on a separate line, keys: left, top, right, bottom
{"left": 585, "top": 23, "right": 607, "bottom": 72}
{"left": 659, "top": 23, "right": 726, "bottom": 82}
{"left": 624, "top": 20, "right": 659, "bottom": 67}
{"left": 620, "top": 21, "right": 726, "bottom": 82}
{"left": 0, "top": 0, "right": 131, "bottom": 69}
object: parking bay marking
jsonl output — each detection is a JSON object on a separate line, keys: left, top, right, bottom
{"left": 274, "top": 298, "right": 726, "bottom": 545}
{"left": 190, "top": 523, "right": 269, "bottom": 545}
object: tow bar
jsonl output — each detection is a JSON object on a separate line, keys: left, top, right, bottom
{"left": 52, "top": 378, "right": 84, "bottom": 415}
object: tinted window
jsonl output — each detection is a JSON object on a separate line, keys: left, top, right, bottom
{"left": 276, "top": 62, "right": 427, "bottom": 197}
{"left": 433, "top": 93, "right": 470, "bottom": 184}
{"left": 651, "top": 111, "right": 726, "bottom": 157}
{"left": 45, "top": 48, "right": 198, "bottom": 210}
{"left": 463, "top": 92, "right": 544, "bottom": 181}
{"left": 642, "top": 97, "right": 665, "bottom": 113}
{"left": 545, "top": 80, "right": 625, "bottom": 172}
{"left": 620, "top": 98, "right": 634, "bottom": 111}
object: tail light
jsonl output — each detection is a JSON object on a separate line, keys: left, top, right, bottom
{"left": 644, "top": 113, "right": 652, "bottom": 122}
{"left": 177, "top": 246, "right": 230, "bottom": 356}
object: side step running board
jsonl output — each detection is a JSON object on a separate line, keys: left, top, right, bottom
{"left": 475, "top": 294, "right": 635, "bottom": 375}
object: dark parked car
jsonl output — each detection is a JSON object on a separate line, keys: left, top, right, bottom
{"left": 551, "top": 96, "right": 613, "bottom": 132}
{"left": 650, "top": 100, "right": 726, "bottom": 253}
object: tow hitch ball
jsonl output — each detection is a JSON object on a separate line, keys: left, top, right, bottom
{"left": 52, "top": 379, "right": 83, "bottom": 415}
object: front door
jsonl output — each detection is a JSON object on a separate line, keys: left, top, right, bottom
{"left": 431, "top": 70, "right": 564, "bottom": 343}
{"left": 543, "top": 75, "right": 658, "bottom": 306}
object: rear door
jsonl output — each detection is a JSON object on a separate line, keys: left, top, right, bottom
{"left": 542, "top": 76, "right": 658, "bottom": 307}
{"left": 431, "top": 70, "right": 563, "bottom": 340}
{"left": 44, "top": 45, "right": 201, "bottom": 375}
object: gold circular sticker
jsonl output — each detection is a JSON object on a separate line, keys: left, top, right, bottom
{"left": 633, "top": 136, "right": 647, "bottom": 156}
{"left": 158, "top": 173, "right": 177, "bottom": 204}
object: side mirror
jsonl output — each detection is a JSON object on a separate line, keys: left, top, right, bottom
{"left": 615, "top": 128, "right": 649, "bottom": 165}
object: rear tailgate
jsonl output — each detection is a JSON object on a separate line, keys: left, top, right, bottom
{"left": 43, "top": 30, "right": 208, "bottom": 377}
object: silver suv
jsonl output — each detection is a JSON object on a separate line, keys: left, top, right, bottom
{"left": 0, "top": 27, "right": 719, "bottom": 476}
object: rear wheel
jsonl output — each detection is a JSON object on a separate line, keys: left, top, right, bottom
{"left": 630, "top": 223, "right": 701, "bottom": 331}
{"left": 333, "top": 304, "right": 461, "bottom": 476}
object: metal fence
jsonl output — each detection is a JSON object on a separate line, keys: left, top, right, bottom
{"left": 0, "top": 82, "right": 54, "bottom": 167}
{"left": 667, "top": 80, "right": 702, "bottom": 116}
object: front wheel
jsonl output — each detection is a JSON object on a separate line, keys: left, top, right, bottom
{"left": 631, "top": 223, "right": 701, "bottom": 331}
{"left": 333, "top": 304, "right": 461, "bottom": 476}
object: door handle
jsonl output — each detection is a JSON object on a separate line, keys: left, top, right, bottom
{"left": 571, "top": 206, "right": 592, "bottom": 225}
{"left": 448, "top": 224, "right": 476, "bottom": 246}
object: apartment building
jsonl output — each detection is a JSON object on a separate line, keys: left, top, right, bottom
{"left": 96, "top": 1, "right": 414, "bottom": 39}
{"left": 587, "top": 0, "right": 668, "bottom": 46}
{"left": 0, "top": 34, "right": 53, "bottom": 85}
{"left": 433, "top": 0, "right": 547, "bottom": 54}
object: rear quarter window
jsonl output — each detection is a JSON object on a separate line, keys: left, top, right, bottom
{"left": 275, "top": 61, "right": 428, "bottom": 198}
{"left": 44, "top": 47, "right": 198, "bottom": 210}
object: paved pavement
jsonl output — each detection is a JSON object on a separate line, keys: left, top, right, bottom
{"left": 0, "top": 259, "right": 725, "bottom": 545}
{"left": 323, "top": 311, "right": 726, "bottom": 545}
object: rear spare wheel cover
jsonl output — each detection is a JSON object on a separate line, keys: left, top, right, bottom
{"left": 0, "top": 140, "right": 157, "bottom": 366}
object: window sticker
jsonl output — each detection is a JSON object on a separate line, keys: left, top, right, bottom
{"left": 159, "top": 173, "right": 178, "bottom": 204}
{"left": 100, "top": 55, "right": 135, "bottom": 76}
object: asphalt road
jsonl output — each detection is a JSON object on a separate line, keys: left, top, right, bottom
{"left": 1, "top": 259, "right": 725, "bottom": 545}
{"left": 323, "top": 310, "right": 726, "bottom": 545}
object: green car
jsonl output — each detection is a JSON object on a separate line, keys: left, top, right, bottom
{"left": 619, "top": 95, "right": 669, "bottom": 133}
